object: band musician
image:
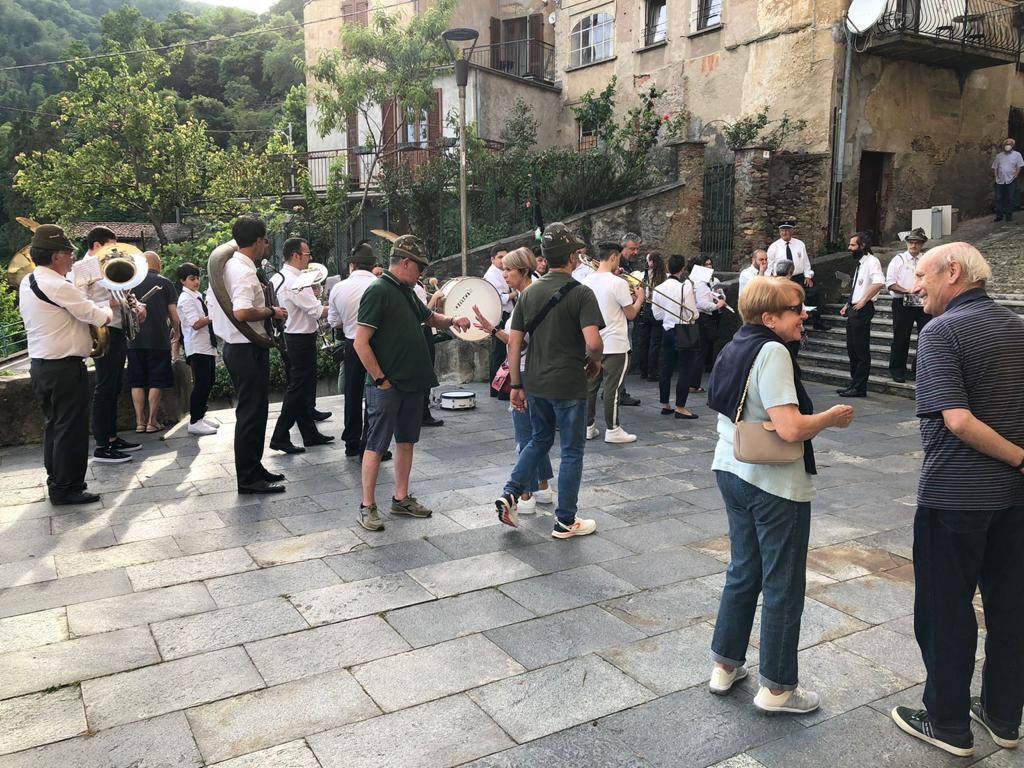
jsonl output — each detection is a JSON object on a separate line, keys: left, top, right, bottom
{"left": 19, "top": 225, "right": 114, "bottom": 505}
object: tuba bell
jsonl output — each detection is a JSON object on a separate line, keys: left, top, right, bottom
{"left": 91, "top": 243, "right": 149, "bottom": 343}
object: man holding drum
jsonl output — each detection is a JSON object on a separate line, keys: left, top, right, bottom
{"left": 354, "top": 235, "right": 471, "bottom": 532}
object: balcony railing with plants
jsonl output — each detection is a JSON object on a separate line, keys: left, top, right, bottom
{"left": 874, "top": 0, "right": 1022, "bottom": 58}
{"left": 466, "top": 39, "right": 557, "bottom": 83}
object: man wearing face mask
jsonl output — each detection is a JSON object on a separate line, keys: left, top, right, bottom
{"left": 992, "top": 138, "right": 1023, "bottom": 222}
{"left": 837, "top": 231, "right": 884, "bottom": 397}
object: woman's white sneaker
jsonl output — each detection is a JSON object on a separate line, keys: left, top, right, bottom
{"left": 754, "top": 686, "right": 820, "bottom": 714}
{"left": 188, "top": 420, "right": 218, "bottom": 436}
{"left": 551, "top": 518, "right": 597, "bottom": 539}
{"left": 533, "top": 488, "right": 555, "bottom": 505}
{"left": 709, "top": 664, "right": 748, "bottom": 695}
{"left": 518, "top": 495, "right": 537, "bottom": 513}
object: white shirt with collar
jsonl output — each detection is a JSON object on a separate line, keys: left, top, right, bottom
{"left": 885, "top": 250, "right": 920, "bottom": 297}
{"left": 276, "top": 263, "right": 323, "bottom": 335}
{"left": 78, "top": 250, "right": 123, "bottom": 329}
{"left": 207, "top": 251, "right": 268, "bottom": 345}
{"left": 19, "top": 266, "right": 113, "bottom": 360}
{"left": 850, "top": 253, "right": 885, "bottom": 304}
{"left": 483, "top": 263, "right": 514, "bottom": 314}
{"left": 327, "top": 269, "right": 376, "bottom": 340}
{"left": 177, "top": 286, "right": 217, "bottom": 357}
{"left": 693, "top": 279, "right": 721, "bottom": 315}
{"left": 651, "top": 276, "right": 698, "bottom": 331}
{"left": 767, "top": 237, "right": 813, "bottom": 279}
{"left": 738, "top": 265, "right": 760, "bottom": 295}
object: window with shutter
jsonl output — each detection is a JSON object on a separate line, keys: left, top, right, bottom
{"left": 489, "top": 17, "right": 501, "bottom": 69}
{"left": 427, "top": 89, "right": 442, "bottom": 153}
{"left": 346, "top": 112, "right": 360, "bottom": 186}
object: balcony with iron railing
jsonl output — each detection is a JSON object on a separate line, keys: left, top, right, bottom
{"left": 466, "top": 39, "right": 557, "bottom": 85}
{"left": 865, "top": 0, "right": 1022, "bottom": 70}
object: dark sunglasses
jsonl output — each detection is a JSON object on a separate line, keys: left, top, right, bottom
{"left": 782, "top": 304, "right": 804, "bottom": 315}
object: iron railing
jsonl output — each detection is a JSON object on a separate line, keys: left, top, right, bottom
{"left": 641, "top": 22, "right": 668, "bottom": 47}
{"left": 875, "top": 0, "right": 1022, "bottom": 57}
{"left": 700, "top": 163, "right": 735, "bottom": 271}
{"left": 467, "top": 39, "right": 557, "bottom": 83}
{"left": 0, "top": 317, "right": 27, "bottom": 359}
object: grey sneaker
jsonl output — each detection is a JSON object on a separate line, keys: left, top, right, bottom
{"left": 358, "top": 505, "right": 384, "bottom": 531}
{"left": 391, "top": 495, "right": 433, "bottom": 518}
{"left": 754, "top": 686, "right": 820, "bottom": 714}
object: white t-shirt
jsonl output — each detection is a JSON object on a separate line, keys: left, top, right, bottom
{"left": 583, "top": 271, "right": 632, "bottom": 354}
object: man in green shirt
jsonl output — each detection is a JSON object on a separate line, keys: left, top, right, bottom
{"left": 495, "top": 223, "right": 605, "bottom": 539}
{"left": 355, "top": 235, "right": 471, "bottom": 532}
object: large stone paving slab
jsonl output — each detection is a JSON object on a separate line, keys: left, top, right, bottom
{"left": 205, "top": 560, "right": 341, "bottom": 608}
{"left": 243, "top": 528, "right": 364, "bottom": 566}
{"left": 54, "top": 538, "right": 183, "bottom": 578}
{"left": 0, "top": 556, "right": 56, "bottom": 589}
{"left": 0, "top": 608, "right": 68, "bottom": 655}
{"left": 289, "top": 572, "right": 435, "bottom": 626}
{"left": 464, "top": 722, "right": 656, "bottom": 768}
{"left": 406, "top": 550, "right": 539, "bottom": 598}
{"left": 601, "top": 579, "right": 721, "bottom": 635}
{"left": 126, "top": 548, "right": 258, "bottom": 591}
{"left": 0, "top": 568, "right": 131, "bottom": 619}
{"left": 383, "top": 588, "right": 535, "bottom": 648}
{"left": 600, "top": 546, "right": 726, "bottom": 589}
{"left": 323, "top": 539, "right": 449, "bottom": 581}
{"left": 497, "top": 564, "right": 637, "bottom": 616}
{"left": 0, "top": 686, "right": 87, "bottom": 756}
{"left": 67, "top": 582, "right": 216, "bottom": 636}
{"left": 811, "top": 571, "right": 915, "bottom": 625}
{"left": 208, "top": 740, "right": 321, "bottom": 768}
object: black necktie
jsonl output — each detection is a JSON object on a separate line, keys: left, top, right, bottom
{"left": 198, "top": 294, "right": 217, "bottom": 349}
{"left": 849, "top": 263, "right": 861, "bottom": 306}
{"left": 785, "top": 243, "right": 793, "bottom": 266}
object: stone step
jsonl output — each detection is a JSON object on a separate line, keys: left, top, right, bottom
{"left": 802, "top": 335, "right": 917, "bottom": 361}
{"left": 799, "top": 349, "right": 915, "bottom": 379}
{"left": 798, "top": 363, "right": 917, "bottom": 398}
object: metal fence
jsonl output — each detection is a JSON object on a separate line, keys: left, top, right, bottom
{"left": 467, "top": 40, "right": 557, "bottom": 83}
{"left": 0, "top": 317, "right": 27, "bottom": 360}
{"left": 875, "top": 0, "right": 1022, "bottom": 56}
{"left": 700, "top": 162, "right": 735, "bottom": 270}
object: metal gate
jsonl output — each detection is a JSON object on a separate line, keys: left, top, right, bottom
{"left": 700, "top": 162, "right": 734, "bottom": 270}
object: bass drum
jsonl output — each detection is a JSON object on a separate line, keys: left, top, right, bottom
{"left": 437, "top": 277, "right": 501, "bottom": 342}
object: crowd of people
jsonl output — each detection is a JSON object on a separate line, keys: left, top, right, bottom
{"left": 15, "top": 213, "right": 1024, "bottom": 760}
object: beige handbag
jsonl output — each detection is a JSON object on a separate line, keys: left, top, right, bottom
{"left": 732, "top": 367, "right": 804, "bottom": 465}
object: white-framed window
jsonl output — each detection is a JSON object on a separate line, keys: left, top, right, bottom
{"left": 570, "top": 11, "right": 614, "bottom": 68}
{"left": 645, "top": 0, "right": 668, "bottom": 45}
{"left": 404, "top": 110, "right": 428, "bottom": 147}
{"left": 578, "top": 121, "right": 598, "bottom": 153}
{"left": 692, "top": 0, "right": 722, "bottom": 31}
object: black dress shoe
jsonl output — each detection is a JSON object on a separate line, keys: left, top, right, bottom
{"left": 837, "top": 388, "right": 867, "bottom": 397}
{"left": 661, "top": 407, "right": 674, "bottom": 415}
{"left": 620, "top": 394, "right": 641, "bottom": 406}
{"left": 675, "top": 411, "right": 699, "bottom": 419}
{"left": 50, "top": 490, "right": 101, "bottom": 506}
{"left": 422, "top": 415, "right": 445, "bottom": 427}
{"left": 345, "top": 447, "right": 362, "bottom": 457}
{"left": 890, "top": 373, "right": 907, "bottom": 383}
{"left": 311, "top": 410, "right": 332, "bottom": 422}
{"left": 261, "top": 469, "right": 286, "bottom": 482}
{"left": 381, "top": 449, "right": 393, "bottom": 462}
{"left": 304, "top": 434, "right": 335, "bottom": 447}
{"left": 269, "top": 441, "right": 306, "bottom": 454}
{"left": 238, "top": 480, "right": 286, "bottom": 494}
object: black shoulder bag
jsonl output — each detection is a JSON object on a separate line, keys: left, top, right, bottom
{"left": 667, "top": 277, "right": 700, "bottom": 352}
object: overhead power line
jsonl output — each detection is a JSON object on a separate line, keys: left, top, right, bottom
{"left": 0, "top": 0, "right": 416, "bottom": 74}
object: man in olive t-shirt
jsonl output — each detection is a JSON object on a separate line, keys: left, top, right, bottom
{"left": 495, "top": 223, "right": 605, "bottom": 539}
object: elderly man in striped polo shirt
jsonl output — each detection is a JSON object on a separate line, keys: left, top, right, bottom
{"left": 890, "top": 242, "right": 1024, "bottom": 758}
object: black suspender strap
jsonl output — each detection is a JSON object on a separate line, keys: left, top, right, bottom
{"left": 524, "top": 279, "right": 580, "bottom": 336}
{"left": 28, "top": 274, "right": 61, "bottom": 308}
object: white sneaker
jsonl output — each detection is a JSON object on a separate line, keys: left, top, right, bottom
{"left": 203, "top": 416, "right": 221, "bottom": 426}
{"left": 753, "top": 686, "right": 820, "bottom": 714}
{"left": 518, "top": 495, "right": 537, "bottom": 513}
{"left": 552, "top": 517, "right": 597, "bottom": 539}
{"left": 709, "top": 664, "right": 748, "bottom": 695}
{"left": 533, "top": 488, "right": 555, "bottom": 505}
{"left": 201, "top": 418, "right": 220, "bottom": 430}
{"left": 188, "top": 420, "right": 218, "bottom": 436}
{"left": 586, "top": 424, "right": 599, "bottom": 440}
{"left": 604, "top": 426, "right": 637, "bottom": 444}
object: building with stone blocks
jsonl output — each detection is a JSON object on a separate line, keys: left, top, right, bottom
{"left": 304, "top": 0, "right": 1024, "bottom": 257}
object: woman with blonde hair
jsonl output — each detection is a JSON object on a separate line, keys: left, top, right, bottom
{"left": 473, "top": 247, "right": 554, "bottom": 510}
{"left": 705, "top": 276, "right": 855, "bottom": 714}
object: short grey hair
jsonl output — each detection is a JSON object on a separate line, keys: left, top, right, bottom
{"left": 620, "top": 232, "right": 642, "bottom": 247}
{"left": 927, "top": 242, "right": 993, "bottom": 286}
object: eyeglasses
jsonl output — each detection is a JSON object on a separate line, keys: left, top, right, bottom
{"left": 782, "top": 304, "right": 804, "bottom": 315}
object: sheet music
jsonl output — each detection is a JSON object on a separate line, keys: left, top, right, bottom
{"left": 72, "top": 259, "right": 101, "bottom": 288}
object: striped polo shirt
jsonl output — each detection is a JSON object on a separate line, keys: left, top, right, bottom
{"left": 915, "top": 288, "right": 1024, "bottom": 511}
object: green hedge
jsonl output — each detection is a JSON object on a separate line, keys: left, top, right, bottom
{"left": 210, "top": 346, "right": 340, "bottom": 400}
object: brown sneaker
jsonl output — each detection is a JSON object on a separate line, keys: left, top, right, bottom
{"left": 391, "top": 495, "right": 433, "bottom": 518}
{"left": 358, "top": 504, "right": 384, "bottom": 531}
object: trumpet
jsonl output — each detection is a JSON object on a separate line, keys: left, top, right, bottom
{"left": 578, "top": 254, "right": 644, "bottom": 293}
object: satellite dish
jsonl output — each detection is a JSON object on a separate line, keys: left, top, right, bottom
{"left": 846, "top": 0, "right": 886, "bottom": 34}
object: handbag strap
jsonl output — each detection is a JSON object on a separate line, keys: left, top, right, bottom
{"left": 735, "top": 366, "right": 755, "bottom": 424}
{"left": 525, "top": 279, "right": 579, "bottom": 336}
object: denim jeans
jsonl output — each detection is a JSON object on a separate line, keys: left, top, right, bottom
{"left": 510, "top": 406, "right": 553, "bottom": 494}
{"left": 504, "top": 396, "right": 586, "bottom": 526}
{"left": 711, "top": 470, "right": 811, "bottom": 691}
{"left": 914, "top": 505, "right": 1024, "bottom": 735}
{"left": 995, "top": 182, "right": 1016, "bottom": 219}
{"left": 659, "top": 333, "right": 698, "bottom": 408}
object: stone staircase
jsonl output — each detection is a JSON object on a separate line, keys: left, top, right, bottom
{"left": 798, "top": 293, "right": 1024, "bottom": 397}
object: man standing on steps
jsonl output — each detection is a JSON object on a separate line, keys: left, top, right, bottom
{"left": 767, "top": 221, "right": 828, "bottom": 331}
{"left": 837, "top": 231, "right": 885, "bottom": 398}
{"left": 886, "top": 228, "right": 931, "bottom": 383}
{"left": 992, "top": 137, "right": 1023, "bottom": 222}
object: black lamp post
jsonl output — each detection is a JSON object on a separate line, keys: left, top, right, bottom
{"left": 442, "top": 27, "right": 479, "bottom": 275}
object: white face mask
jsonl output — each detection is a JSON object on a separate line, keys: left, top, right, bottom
{"left": 1005, "top": 144, "right": 1014, "bottom": 152}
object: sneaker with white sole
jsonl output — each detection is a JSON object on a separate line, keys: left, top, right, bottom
{"left": 201, "top": 418, "right": 220, "bottom": 430}
{"left": 92, "top": 446, "right": 132, "bottom": 464}
{"left": 604, "top": 426, "right": 637, "bottom": 444}
{"left": 586, "top": 424, "right": 599, "bottom": 440}
{"left": 496, "top": 492, "right": 519, "bottom": 527}
{"left": 188, "top": 420, "right": 218, "bottom": 436}
{"left": 533, "top": 488, "right": 555, "bottom": 505}
{"left": 754, "top": 686, "right": 820, "bottom": 714}
{"left": 709, "top": 664, "right": 748, "bottom": 695}
{"left": 892, "top": 706, "right": 975, "bottom": 757}
{"left": 970, "top": 696, "right": 1021, "bottom": 748}
{"left": 517, "top": 495, "right": 537, "bottom": 513}
{"left": 552, "top": 517, "right": 597, "bottom": 539}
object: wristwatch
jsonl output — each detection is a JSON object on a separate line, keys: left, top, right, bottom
{"left": 374, "top": 376, "right": 387, "bottom": 386}
{"left": 509, "top": 384, "right": 522, "bottom": 390}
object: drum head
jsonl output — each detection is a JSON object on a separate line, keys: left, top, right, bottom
{"left": 440, "top": 277, "right": 501, "bottom": 342}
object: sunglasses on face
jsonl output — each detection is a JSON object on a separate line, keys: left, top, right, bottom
{"left": 782, "top": 304, "right": 804, "bottom": 315}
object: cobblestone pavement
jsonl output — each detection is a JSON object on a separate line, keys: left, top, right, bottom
{"left": 0, "top": 379, "right": 1008, "bottom": 767}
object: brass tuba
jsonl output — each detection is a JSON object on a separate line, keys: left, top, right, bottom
{"left": 91, "top": 243, "right": 149, "bottom": 342}
{"left": 208, "top": 239, "right": 282, "bottom": 349}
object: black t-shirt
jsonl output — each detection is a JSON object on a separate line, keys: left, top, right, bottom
{"left": 129, "top": 271, "right": 176, "bottom": 350}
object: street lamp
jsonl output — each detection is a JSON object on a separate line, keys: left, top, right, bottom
{"left": 442, "top": 27, "right": 479, "bottom": 275}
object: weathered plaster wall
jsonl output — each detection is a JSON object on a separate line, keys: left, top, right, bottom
{"left": 768, "top": 151, "right": 831, "bottom": 255}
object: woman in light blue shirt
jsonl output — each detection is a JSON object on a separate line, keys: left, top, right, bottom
{"left": 705, "top": 276, "right": 855, "bottom": 715}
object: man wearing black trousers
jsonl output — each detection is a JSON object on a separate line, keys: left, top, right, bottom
{"left": 19, "top": 225, "right": 115, "bottom": 504}
{"left": 885, "top": 228, "right": 931, "bottom": 383}
{"left": 837, "top": 231, "right": 885, "bottom": 397}
{"left": 269, "top": 237, "right": 333, "bottom": 454}
{"left": 207, "top": 216, "right": 288, "bottom": 494}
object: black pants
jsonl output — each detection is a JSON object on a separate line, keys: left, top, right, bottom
{"left": 31, "top": 357, "right": 90, "bottom": 500}
{"left": 489, "top": 312, "right": 510, "bottom": 398}
{"left": 272, "top": 333, "right": 320, "bottom": 445}
{"left": 791, "top": 274, "right": 823, "bottom": 328}
{"left": 690, "top": 312, "right": 720, "bottom": 387}
{"left": 187, "top": 353, "right": 215, "bottom": 424}
{"left": 845, "top": 301, "right": 874, "bottom": 393}
{"left": 914, "top": 505, "right": 1024, "bottom": 734}
{"left": 995, "top": 182, "right": 1015, "bottom": 219}
{"left": 659, "top": 333, "right": 698, "bottom": 408}
{"left": 342, "top": 338, "right": 367, "bottom": 453}
{"left": 222, "top": 343, "right": 269, "bottom": 487}
{"left": 91, "top": 326, "right": 126, "bottom": 445}
{"left": 889, "top": 298, "right": 930, "bottom": 377}
{"left": 633, "top": 306, "right": 661, "bottom": 378}
{"left": 422, "top": 326, "right": 436, "bottom": 419}
{"left": 281, "top": 346, "right": 319, "bottom": 416}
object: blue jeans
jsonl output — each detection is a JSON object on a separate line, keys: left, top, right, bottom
{"left": 504, "top": 396, "right": 585, "bottom": 526}
{"left": 511, "top": 406, "right": 553, "bottom": 494}
{"left": 659, "top": 333, "right": 698, "bottom": 408}
{"left": 711, "top": 470, "right": 811, "bottom": 691}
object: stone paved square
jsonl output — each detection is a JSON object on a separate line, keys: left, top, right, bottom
{"left": 0, "top": 380, "right": 1004, "bottom": 766}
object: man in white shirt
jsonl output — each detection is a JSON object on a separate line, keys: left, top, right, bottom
{"left": 570, "top": 247, "right": 594, "bottom": 283}
{"left": 991, "top": 137, "right": 1024, "bottom": 222}
{"left": 767, "top": 221, "right": 826, "bottom": 330}
{"left": 19, "top": 224, "right": 116, "bottom": 504}
{"left": 484, "top": 245, "right": 514, "bottom": 400}
{"left": 583, "top": 243, "right": 645, "bottom": 444}
{"left": 738, "top": 250, "right": 768, "bottom": 297}
{"left": 328, "top": 243, "right": 380, "bottom": 458}
{"left": 207, "top": 216, "right": 289, "bottom": 494}
{"left": 175, "top": 263, "right": 219, "bottom": 436}
{"left": 269, "top": 238, "right": 333, "bottom": 453}
{"left": 838, "top": 231, "right": 885, "bottom": 397}
{"left": 885, "top": 227, "right": 931, "bottom": 383}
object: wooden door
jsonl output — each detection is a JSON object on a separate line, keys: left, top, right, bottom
{"left": 856, "top": 151, "right": 884, "bottom": 237}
